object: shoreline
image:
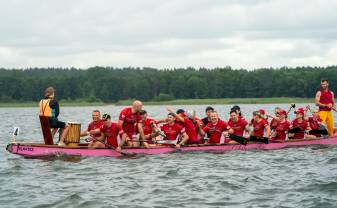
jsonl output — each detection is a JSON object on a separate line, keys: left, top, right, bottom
{"left": 0, "top": 97, "right": 314, "bottom": 107}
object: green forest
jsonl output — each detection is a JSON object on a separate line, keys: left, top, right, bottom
{"left": 0, "top": 66, "right": 336, "bottom": 103}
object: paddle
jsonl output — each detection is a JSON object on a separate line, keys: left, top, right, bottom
{"left": 288, "top": 127, "right": 302, "bottom": 133}
{"left": 228, "top": 134, "right": 248, "bottom": 145}
{"left": 287, "top": 103, "right": 296, "bottom": 114}
{"left": 308, "top": 129, "right": 328, "bottom": 135}
{"left": 249, "top": 136, "right": 269, "bottom": 144}
{"left": 287, "top": 128, "right": 328, "bottom": 135}
{"left": 84, "top": 137, "right": 130, "bottom": 156}
{"left": 150, "top": 122, "right": 167, "bottom": 142}
{"left": 11, "top": 127, "right": 20, "bottom": 143}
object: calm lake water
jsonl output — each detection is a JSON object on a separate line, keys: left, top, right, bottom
{"left": 1, "top": 104, "right": 337, "bottom": 208}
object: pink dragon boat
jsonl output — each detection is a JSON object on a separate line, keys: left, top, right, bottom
{"left": 6, "top": 136, "right": 337, "bottom": 158}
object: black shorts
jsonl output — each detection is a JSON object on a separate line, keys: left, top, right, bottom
{"left": 48, "top": 118, "right": 66, "bottom": 129}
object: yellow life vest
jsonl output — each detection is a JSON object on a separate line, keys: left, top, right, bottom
{"left": 39, "top": 99, "right": 52, "bottom": 117}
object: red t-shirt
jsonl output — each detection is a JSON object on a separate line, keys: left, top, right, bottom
{"left": 142, "top": 118, "right": 157, "bottom": 136}
{"left": 194, "top": 118, "right": 204, "bottom": 135}
{"left": 308, "top": 116, "right": 322, "bottom": 130}
{"left": 87, "top": 120, "right": 104, "bottom": 138}
{"left": 271, "top": 120, "right": 290, "bottom": 141}
{"left": 291, "top": 118, "right": 308, "bottom": 139}
{"left": 270, "top": 118, "right": 278, "bottom": 130}
{"left": 119, "top": 107, "right": 141, "bottom": 138}
{"left": 177, "top": 117, "right": 199, "bottom": 144}
{"left": 227, "top": 118, "right": 248, "bottom": 137}
{"left": 100, "top": 122, "right": 124, "bottom": 148}
{"left": 203, "top": 120, "right": 228, "bottom": 144}
{"left": 160, "top": 123, "right": 185, "bottom": 141}
{"left": 252, "top": 119, "right": 268, "bottom": 138}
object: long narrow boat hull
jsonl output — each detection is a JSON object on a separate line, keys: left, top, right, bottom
{"left": 6, "top": 136, "right": 337, "bottom": 158}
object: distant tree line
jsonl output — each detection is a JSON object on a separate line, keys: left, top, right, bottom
{"left": 0, "top": 66, "right": 336, "bottom": 102}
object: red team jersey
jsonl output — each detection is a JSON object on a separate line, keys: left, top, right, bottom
{"left": 203, "top": 120, "right": 228, "bottom": 144}
{"left": 141, "top": 118, "right": 157, "bottom": 136}
{"left": 252, "top": 119, "right": 268, "bottom": 138}
{"left": 87, "top": 120, "right": 104, "bottom": 138}
{"left": 271, "top": 120, "right": 290, "bottom": 141}
{"left": 291, "top": 118, "right": 308, "bottom": 139}
{"left": 119, "top": 107, "right": 141, "bottom": 138}
{"left": 227, "top": 118, "right": 248, "bottom": 137}
{"left": 100, "top": 122, "right": 124, "bottom": 148}
{"left": 160, "top": 123, "right": 185, "bottom": 141}
{"left": 270, "top": 118, "right": 278, "bottom": 130}
{"left": 308, "top": 116, "right": 322, "bottom": 130}
{"left": 177, "top": 117, "right": 199, "bottom": 144}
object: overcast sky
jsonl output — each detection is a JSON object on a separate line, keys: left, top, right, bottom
{"left": 1, "top": 0, "right": 337, "bottom": 69}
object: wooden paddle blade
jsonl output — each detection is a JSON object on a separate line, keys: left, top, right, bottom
{"left": 228, "top": 134, "right": 248, "bottom": 145}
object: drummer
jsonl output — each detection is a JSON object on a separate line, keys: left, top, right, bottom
{"left": 39, "top": 86, "right": 69, "bottom": 146}
{"left": 80, "top": 110, "right": 104, "bottom": 147}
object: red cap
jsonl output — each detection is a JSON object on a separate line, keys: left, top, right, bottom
{"left": 278, "top": 109, "right": 287, "bottom": 116}
{"left": 258, "top": 109, "right": 265, "bottom": 115}
{"left": 295, "top": 108, "right": 305, "bottom": 115}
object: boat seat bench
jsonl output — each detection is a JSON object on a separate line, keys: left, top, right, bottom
{"left": 39, "top": 116, "right": 54, "bottom": 145}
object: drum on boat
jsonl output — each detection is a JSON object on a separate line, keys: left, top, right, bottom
{"left": 65, "top": 122, "right": 81, "bottom": 146}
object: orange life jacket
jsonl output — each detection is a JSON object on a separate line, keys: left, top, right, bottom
{"left": 39, "top": 99, "right": 52, "bottom": 117}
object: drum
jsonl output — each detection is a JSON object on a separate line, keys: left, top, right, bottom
{"left": 65, "top": 122, "right": 81, "bottom": 146}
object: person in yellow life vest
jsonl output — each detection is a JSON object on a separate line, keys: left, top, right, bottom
{"left": 39, "top": 87, "right": 69, "bottom": 146}
{"left": 315, "top": 78, "right": 336, "bottom": 136}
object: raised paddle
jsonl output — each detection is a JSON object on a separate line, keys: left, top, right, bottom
{"left": 11, "top": 127, "right": 20, "bottom": 143}
{"left": 287, "top": 103, "right": 296, "bottom": 115}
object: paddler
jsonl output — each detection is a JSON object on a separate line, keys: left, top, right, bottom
{"left": 39, "top": 86, "right": 69, "bottom": 146}
{"left": 185, "top": 110, "right": 204, "bottom": 141}
{"left": 199, "top": 111, "right": 230, "bottom": 144}
{"left": 80, "top": 110, "right": 104, "bottom": 148}
{"left": 167, "top": 108, "right": 200, "bottom": 145}
{"left": 289, "top": 108, "right": 309, "bottom": 139}
{"left": 270, "top": 109, "right": 290, "bottom": 142}
{"left": 118, "top": 100, "right": 143, "bottom": 147}
{"left": 201, "top": 106, "right": 214, "bottom": 126}
{"left": 139, "top": 110, "right": 158, "bottom": 147}
{"left": 231, "top": 105, "right": 243, "bottom": 118}
{"left": 251, "top": 110, "right": 271, "bottom": 139}
{"left": 227, "top": 109, "right": 249, "bottom": 137}
{"left": 306, "top": 107, "right": 325, "bottom": 139}
{"left": 315, "top": 78, "right": 336, "bottom": 136}
{"left": 268, "top": 107, "right": 282, "bottom": 130}
{"left": 159, "top": 113, "right": 189, "bottom": 148}
{"left": 97, "top": 113, "right": 127, "bottom": 151}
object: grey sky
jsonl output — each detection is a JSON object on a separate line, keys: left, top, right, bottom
{"left": 0, "top": 0, "right": 337, "bottom": 69}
